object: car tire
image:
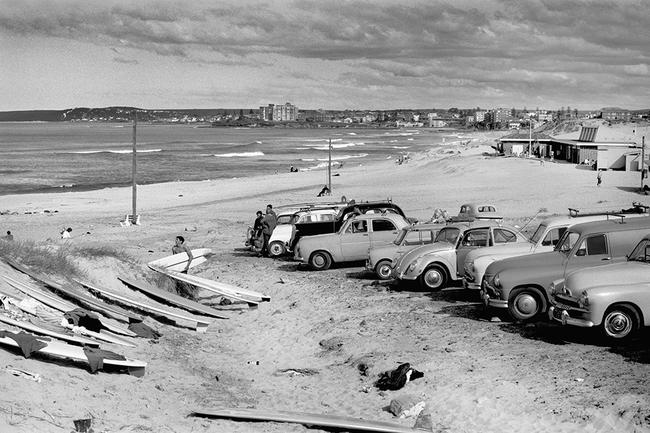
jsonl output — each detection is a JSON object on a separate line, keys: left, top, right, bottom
{"left": 309, "top": 251, "right": 332, "bottom": 271}
{"left": 508, "top": 287, "right": 547, "bottom": 321}
{"left": 375, "top": 260, "right": 393, "bottom": 280}
{"left": 602, "top": 304, "right": 639, "bottom": 341}
{"left": 418, "top": 264, "right": 447, "bottom": 291}
{"left": 268, "top": 241, "right": 286, "bottom": 257}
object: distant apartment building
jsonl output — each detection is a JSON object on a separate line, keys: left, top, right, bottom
{"left": 474, "top": 111, "right": 487, "bottom": 123}
{"left": 491, "top": 108, "right": 514, "bottom": 125}
{"left": 259, "top": 102, "right": 298, "bottom": 121}
{"left": 602, "top": 109, "right": 631, "bottom": 122}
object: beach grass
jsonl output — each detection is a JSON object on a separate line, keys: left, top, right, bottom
{"left": 0, "top": 240, "right": 81, "bottom": 277}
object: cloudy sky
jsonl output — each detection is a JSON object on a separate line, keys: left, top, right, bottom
{"left": 1, "top": 0, "right": 649, "bottom": 111}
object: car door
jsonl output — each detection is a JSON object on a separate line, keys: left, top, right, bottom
{"left": 456, "top": 228, "right": 491, "bottom": 275}
{"left": 340, "top": 218, "right": 371, "bottom": 261}
{"left": 564, "top": 233, "right": 611, "bottom": 276}
{"left": 370, "top": 218, "right": 400, "bottom": 250}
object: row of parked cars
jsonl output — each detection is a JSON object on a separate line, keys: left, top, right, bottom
{"left": 251, "top": 200, "right": 650, "bottom": 341}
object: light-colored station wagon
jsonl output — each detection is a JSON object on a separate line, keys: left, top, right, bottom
{"left": 268, "top": 208, "right": 339, "bottom": 257}
{"left": 481, "top": 217, "right": 650, "bottom": 321}
{"left": 550, "top": 235, "right": 650, "bottom": 340}
{"left": 463, "top": 213, "right": 635, "bottom": 291}
{"left": 294, "top": 213, "right": 411, "bottom": 271}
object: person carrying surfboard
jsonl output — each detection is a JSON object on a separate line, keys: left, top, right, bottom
{"left": 172, "top": 236, "right": 193, "bottom": 273}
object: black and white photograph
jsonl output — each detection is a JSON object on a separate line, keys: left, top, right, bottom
{"left": 1, "top": 1, "right": 649, "bottom": 432}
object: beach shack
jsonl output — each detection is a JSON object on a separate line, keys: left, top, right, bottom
{"left": 552, "top": 125, "right": 640, "bottom": 170}
{"left": 498, "top": 125, "right": 642, "bottom": 170}
{"left": 496, "top": 131, "right": 555, "bottom": 158}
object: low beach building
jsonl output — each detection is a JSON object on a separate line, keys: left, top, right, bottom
{"left": 497, "top": 123, "right": 642, "bottom": 171}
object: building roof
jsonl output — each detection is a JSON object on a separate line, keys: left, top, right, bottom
{"left": 498, "top": 131, "right": 554, "bottom": 142}
{"left": 554, "top": 125, "right": 639, "bottom": 144}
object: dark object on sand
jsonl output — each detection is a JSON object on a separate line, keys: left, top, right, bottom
{"left": 375, "top": 363, "right": 424, "bottom": 391}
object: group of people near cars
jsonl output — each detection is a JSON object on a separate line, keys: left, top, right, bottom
{"left": 247, "top": 204, "right": 278, "bottom": 256}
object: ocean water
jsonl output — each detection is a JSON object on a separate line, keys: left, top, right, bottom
{"left": 0, "top": 122, "right": 459, "bottom": 195}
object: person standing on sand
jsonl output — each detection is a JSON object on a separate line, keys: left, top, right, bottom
{"left": 597, "top": 170, "right": 602, "bottom": 187}
{"left": 260, "top": 204, "right": 277, "bottom": 257}
{"left": 172, "top": 235, "right": 193, "bottom": 273}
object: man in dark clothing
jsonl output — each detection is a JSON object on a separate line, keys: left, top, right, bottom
{"left": 260, "top": 204, "right": 277, "bottom": 256}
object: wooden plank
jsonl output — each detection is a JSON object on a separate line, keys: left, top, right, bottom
{"left": 0, "top": 330, "right": 146, "bottom": 377}
{"left": 191, "top": 407, "right": 423, "bottom": 433}
{"left": 147, "top": 248, "right": 212, "bottom": 269}
{"left": 117, "top": 276, "right": 231, "bottom": 317}
{"left": 150, "top": 266, "right": 270, "bottom": 304}
{"left": 74, "top": 278, "right": 215, "bottom": 332}
{"left": 2, "top": 275, "right": 75, "bottom": 312}
{"left": 3, "top": 275, "right": 137, "bottom": 339}
{"left": 0, "top": 314, "right": 100, "bottom": 347}
{"left": 4, "top": 259, "right": 142, "bottom": 324}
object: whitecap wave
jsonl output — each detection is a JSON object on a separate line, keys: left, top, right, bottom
{"left": 71, "top": 149, "right": 162, "bottom": 154}
{"left": 214, "top": 151, "right": 265, "bottom": 157}
{"left": 392, "top": 146, "right": 409, "bottom": 149}
{"left": 314, "top": 153, "right": 368, "bottom": 161}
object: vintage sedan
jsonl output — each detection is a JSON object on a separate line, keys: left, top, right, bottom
{"left": 549, "top": 235, "right": 650, "bottom": 340}
{"left": 294, "top": 213, "right": 411, "bottom": 270}
{"left": 449, "top": 203, "right": 502, "bottom": 222}
{"left": 366, "top": 222, "right": 444, "bottom": 279}
{"left": 392, "top": 221, "right": 526, "bottom": 290}
{"left": 462, "top": 212, "right": 637, "bottom": 290}
{"left": 481, "top": 216, "right": 650, "bottom": 321}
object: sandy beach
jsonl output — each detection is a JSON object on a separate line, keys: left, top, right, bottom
{"left": 1, "top": 129, "right": 649, "bottom": 433}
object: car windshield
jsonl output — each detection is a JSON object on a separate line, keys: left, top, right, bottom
{"left": 530, "top": 224, "right": 547, "bottom": 243}
{"left": 555, "top": 230, "right": 580, "bottom": 253}
{"left": 628, "top": 239, "right": 650, "bottom": 262}
{"left": 277, "top": 215, "right": 294, "bottom": 225}
{"left": 435, "top": 227, "right": 460, "bottom": 244}
{"left": 394, "top": 228, "right": 409, "bottom": 245}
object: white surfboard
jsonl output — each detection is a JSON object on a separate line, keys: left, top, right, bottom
{"left": 0, "top": 330, "right": 146, "bottom": 376}
{"left": 150, "top": 266, "right": 270, "bottom": 304}
{"left": 147, "top": 248, "right": 212, "bottom": 269}
{"left": 74, "top": 278, "right": 215, "bottom": 332}
{"left": 0, "top": 314, "right": 100, "bottom": 347}
{"left": 165, "top": 256, "right": 207, "bottom": 272}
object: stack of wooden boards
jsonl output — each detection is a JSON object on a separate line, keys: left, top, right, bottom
{"left": 0, "top": 248, "right": 266, "bottom": 376}
{"left": 147, "top": 249, "right": 271, "bottom": 306}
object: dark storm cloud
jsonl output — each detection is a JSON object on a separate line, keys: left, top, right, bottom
{"left": 2, "top": 0, "right": 648, "bottom": 65}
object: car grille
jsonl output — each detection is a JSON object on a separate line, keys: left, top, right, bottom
{"left": 553, "top": 295, "right": 580, "bottom": 309}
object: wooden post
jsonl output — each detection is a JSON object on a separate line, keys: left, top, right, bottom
{"left": 328, "top": 138, "right": 332, "bottom": 193}
{"left": 132, "top": 113, "right": 137, "bottom": 221}
{"left": 642, "top": 136, "right": 645, "bottom": 191}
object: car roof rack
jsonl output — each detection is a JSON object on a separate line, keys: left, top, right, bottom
{"left": 568, "top": 202, "right": 649, "bottom": 218}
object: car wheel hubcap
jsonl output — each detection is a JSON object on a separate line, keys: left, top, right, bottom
{"left": 424, "top": 270, "right": 442, "bottom": 288}
{"left": 605, "top": 312, "right": 631, "bottom": 337}
{"left": 515, "top": 293, "right": 537, "bottom": 317}
{"left": 313, "top": 255, "right": 325, "bottom": 267}
{"left": 270, "top": 243, "right": 283, "bottom": 255}
{"left": 378, "top": 265, "right": 391, "bottom": 279}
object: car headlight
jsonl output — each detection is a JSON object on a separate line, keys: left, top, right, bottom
{"left": 406, "top": 262, "right": 417, "bottom": 274}
{"left": 577, "top": 291, "right": 589, "bottom": 308}
{"left": 493, "top": 273, "right": 501, "bottom": 288}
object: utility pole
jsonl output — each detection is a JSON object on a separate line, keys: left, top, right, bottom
{"left": 528, "top": 118, "right": 532, "bottom": 157}
{"left": 642, "top": 136, "right": 645, "bottom": 191}
{"left": 132, "top": 112, "right": 137, "bottom": 221}
{"left": 328, "top": 138, "right": 332, "bottom": 193}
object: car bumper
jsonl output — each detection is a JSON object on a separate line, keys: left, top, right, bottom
{"left": 479, "top": 280, "right": 507, "bottom": 309}
{"left": 548, "top": 306, "right": 594, "bottom": 328}
{"left": 463, "top": 279, "right": 480, "bottom": 290}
